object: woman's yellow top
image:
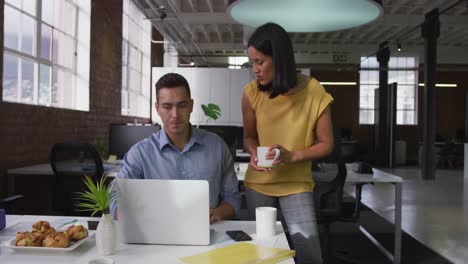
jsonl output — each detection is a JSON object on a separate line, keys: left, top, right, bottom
{"left": 243, "top": 74, "right": 334, "bottom": 196}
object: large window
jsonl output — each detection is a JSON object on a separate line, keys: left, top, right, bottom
{"left": 3, "top": 0, "right": 90, "bottom": 111}
{"left": 228, "top": 56, "right": 249, "bottom": 69}
{"left": 122, "top": 0, "right": 151, "bottom": 118}
{"left": 359, "top": 56, "right": 418, "bottom": 125}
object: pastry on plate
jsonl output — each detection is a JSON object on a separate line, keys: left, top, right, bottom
{"left": 67, "top": 225, "right": 88, "bottom": 241}
{"left": 15, "top": 231, "right": 43, "bottom": 247}
{"left": 32, "top": 221, "right": 54, "bottom": 234}
{"left": 44, "top": 231, "right": 71, "bottom": 248}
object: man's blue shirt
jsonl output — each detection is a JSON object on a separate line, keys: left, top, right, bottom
{"left": 110, "top": 127, "right": 241, "bottom": 216}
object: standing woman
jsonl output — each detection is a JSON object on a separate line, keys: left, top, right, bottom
{"left": 242, "top": 22, "right": 334, "bottom": 264}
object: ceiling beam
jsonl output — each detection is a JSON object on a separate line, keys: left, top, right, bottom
{"left": 215, "top": 24, "right": 223, "bottom": 42}
{"left": 205, "top": 0, "right": 213, "bottom": 13}
{"left": 199, "top": 24, "right": 210, "bottom": 42}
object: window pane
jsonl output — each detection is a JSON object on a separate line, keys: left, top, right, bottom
{"left": 122, "top": 65, "right": 128, "bottom": 88}
{"left": 20, "top": 58, "right": 35, "bottom": 102}
{"left": 129, "top": 45, "right": 141, "bottom": 72}
{"left": 21, "top": 14, "right": 36, "bottom": 56}
{"left": 388, "top": 71, "right": 397, "bottom": 83}
{"left": 142, "top": 55, "right": 150, "bottom": 77}
{"left": 62, "top": 0, "right": 76, "bottom": 36}
{"left": 397, "top": 110, "right": 415, "bottom": 125}
{"left": 123, "top": 0, "right": 129, "bottom": 14}
{"left": 41, "top": 23, "right": 52, "bottom": 61}
{"left": 128, "top": 20, "right": 140, "bottom": 47}
{"left": 129, "top": 91, "right": 139, "bottom": 116}
{"left": 42, "top": 0, "right": 54, "bottom": 24}
{"left": 122, "top": 14, "right": 128, "bottom": 41}
{"left": 4, "top": 6, "right": 20, "bottom": 50}
{"left": 75, "top": 76, "right": 89, "bottom": 111}
{"left": 122, "top": 41, "right": 128, "bottom": 64}
{"left": 359, "top": 110, "right": 374, "bottom": 125}
{"left": 76, "top": 43, "right": 89, "bottom": 79}
{"left": 75, "top": 0, "right": 90, "bottom": 13}
{"left": 39, "top": 64, "right": 51, "bottom": 105}
{"left": 77, "top": 9, "right": 90, "bottom": 47}
{"left": 6, "top": 0, "right": 21, "bottom": 8}
{"left": 122, "top": 89, "right": 129, "bottom": 114}
{"left": 129, "top": 68, "right": 141, "bottom": 92}
{"left": 52, "top": 68, "right": 73, "bottom": 107}
{"left": 2, "top": 53, "right": 19, "bottom": 101}
{"left": 141, "top": 75, "right": 149, "bottom": 97}
{"left": 53, "top": 29, "right": 74, "bottom": 68}
{"left": 22, "top": 0, "right": 36, "bottom": 16}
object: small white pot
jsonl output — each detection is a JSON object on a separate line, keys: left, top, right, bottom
{"left": 96, "top": 213, "right": 116, "bottom": 255}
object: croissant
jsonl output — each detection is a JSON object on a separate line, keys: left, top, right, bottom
{"left": 44, "top": 231, "right": 71, "bottom": 248}
{"left": 15, "top": 231, "right": 43, "bottom": 247}
{"left": 32, "top": 221, "right": 53, "bottom": 234}
{"left": 67, "top": 225, "right": 88, "bottom": 241}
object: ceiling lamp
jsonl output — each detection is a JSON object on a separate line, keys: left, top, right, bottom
{"left": 228, "top": 0, "right": 383, "bottom": 32}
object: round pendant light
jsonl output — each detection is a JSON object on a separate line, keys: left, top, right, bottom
{"left": 228, "top": 0, "right": 383, "bottom": 32}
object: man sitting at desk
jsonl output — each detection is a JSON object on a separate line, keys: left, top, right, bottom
{"left": 110, "top": 73, "right": 241, "bottom": 223}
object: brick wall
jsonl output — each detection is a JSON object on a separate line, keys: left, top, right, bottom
{"left": 0, "top": 0, "right": 155, "bottom": 197}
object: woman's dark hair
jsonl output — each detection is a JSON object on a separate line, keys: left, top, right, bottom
{"left": 248, "top": 22, "right": 297, "bottom": 99}
{"left": 155, "top": 73, "right": 191, "bottom": 98}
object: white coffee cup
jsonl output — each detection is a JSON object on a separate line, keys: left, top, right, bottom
{"left": 257, "top": 147, "right": 280, "bottom": 168}
{"left": 256, "top": 207, "right": 277, "bottom": 239}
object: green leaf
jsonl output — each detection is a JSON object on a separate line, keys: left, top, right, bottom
{"left": 75, "top": 175, "right": 113, "bottom": 215}
{"left": 207, "top": 103, "right": 221, "bottom": 112}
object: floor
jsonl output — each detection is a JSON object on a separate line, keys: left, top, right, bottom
{"left": 344, "top": 166, "right": 468, "bottom": 264}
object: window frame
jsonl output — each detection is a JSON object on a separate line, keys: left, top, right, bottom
{"left": 3, "top": 0, "right": 90, "bottom": 111}
{"left": 359, "top": 56, "right": 419, "bottom": 126}
{"left": 121, "top": 0, "right": 151, "bottom": 118}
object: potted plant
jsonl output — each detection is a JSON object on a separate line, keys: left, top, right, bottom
{"left": 197, "top": 103, "right": 221, "bottom": 128}
{"left": 75, "top": 176, "right": 116, "bottom": 255}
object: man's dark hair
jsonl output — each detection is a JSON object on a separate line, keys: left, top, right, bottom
{"left": 248, "top": 22, "right": 297, "bottom": 99}
{"left": 155, "top": 73, "right": 191, "bottom": 98}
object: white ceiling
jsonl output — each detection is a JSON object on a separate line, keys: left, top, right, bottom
{"left": 134, "top": 0, "right": 468, "bottom": 66}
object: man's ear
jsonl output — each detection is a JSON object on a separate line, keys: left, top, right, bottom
{"left": 190, "top": 99, "right": 194, "bottom": 113}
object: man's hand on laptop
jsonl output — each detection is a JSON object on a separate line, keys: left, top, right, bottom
{"left": 209, "top": 202, "right": 236, "bottom": 224}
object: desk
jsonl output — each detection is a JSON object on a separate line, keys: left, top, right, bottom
{"left": 7, "top": 163, "right": 120, "bottom": 196}
{"left": 345, "top": 164, "right": 402, "bottom": 264}
{"left": 235, "top": 163, "right": 403, "bottom": 264}
{"left": 0, "top": 215, "right": 294, "bottom": 264}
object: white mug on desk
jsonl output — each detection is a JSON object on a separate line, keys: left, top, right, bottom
{"left": 257, "top": 147, "right": 280, "bottom": 168}
{"left": 256, "top": 207, "right": 277, "bottom": 240}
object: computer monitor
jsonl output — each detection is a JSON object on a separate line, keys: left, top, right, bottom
{"left": 198, "top": 125, "right": 242, "bottom": 150}
{"left": 109, "top": 124, "right": 160, "bottom": 159}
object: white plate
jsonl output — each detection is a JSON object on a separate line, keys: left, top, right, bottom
{"left": 0, "top": 231, "right": 95, "bottom": 252}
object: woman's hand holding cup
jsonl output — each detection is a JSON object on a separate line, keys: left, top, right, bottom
{"left": 256, "top": 146, "right": 280, "bottom": 169}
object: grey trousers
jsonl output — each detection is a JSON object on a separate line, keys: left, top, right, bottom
{"left": 245, "top": 187, "right": 323, "bottom": 264}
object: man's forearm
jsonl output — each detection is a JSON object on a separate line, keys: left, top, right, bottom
{"left": 210, "top": 201, "right": 235, "bottom": 224}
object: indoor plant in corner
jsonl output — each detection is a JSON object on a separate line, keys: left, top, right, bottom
{"left": 76, "top": 176, "right": 116, "bottom": 255}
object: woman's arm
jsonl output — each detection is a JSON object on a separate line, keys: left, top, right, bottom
{"left": 270, "top": 105, "right": 334, "bottom": 164}
{"left": 241, "top": 91, "right": 265, "bottom": 170}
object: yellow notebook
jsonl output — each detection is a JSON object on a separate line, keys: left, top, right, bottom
{"left": 179, "top": 242, "right": 295, "bottom": 264}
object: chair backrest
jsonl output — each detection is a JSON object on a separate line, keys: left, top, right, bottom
{"left": 313, "top": 129, "right": 347, "bottom": 217}
{"left": 49, "top": 142, "right": 103, "bottom": 215}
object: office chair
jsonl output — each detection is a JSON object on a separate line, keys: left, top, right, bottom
{"left": 50, "top": 142, "right": 103, "bottom": 216}
{"left": 313, "top": 140, "right": 362, "bottom": 264}
{"left": 0, "top": 194, "right": 24, "bottom": 214}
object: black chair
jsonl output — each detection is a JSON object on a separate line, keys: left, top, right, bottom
{"left": 313, "top": 140, "right": 362, "bottom": 264}
{"left": 0, "top": 194, "right": 24, "bottom": 214}
{"left": 50, "top": 142, "right": 103, "bottom": 216}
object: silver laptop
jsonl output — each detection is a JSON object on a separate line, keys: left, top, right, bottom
{"left": 115, "top": 179, "right": 210, "bottom": 245}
